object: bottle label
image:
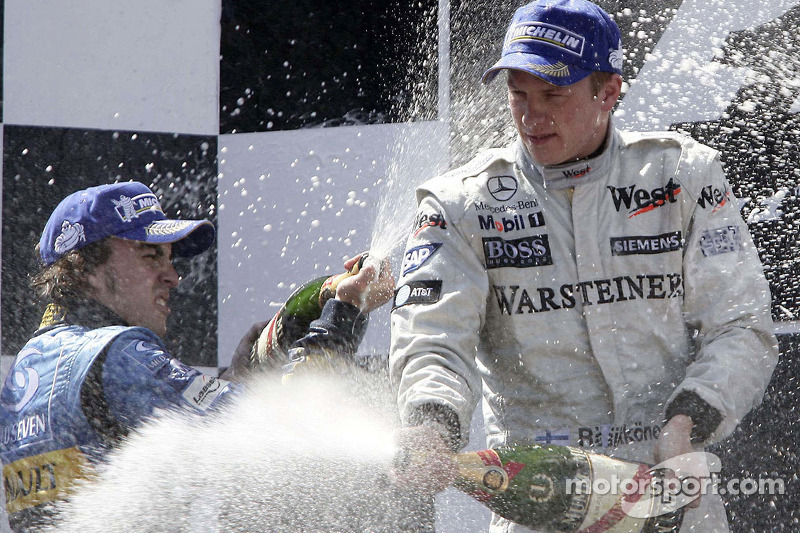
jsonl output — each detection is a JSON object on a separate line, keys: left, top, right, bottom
{"left": 575, "top": 454, "right": 653, "bottom": 532}
{"left": 454, "top": 449, "right": 517, "bottom": 501}
{"left": 559, "top": 447, "right": 592, "bottom": 531}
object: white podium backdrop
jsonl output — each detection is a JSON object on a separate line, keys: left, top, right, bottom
{"left": 217, "top": 121, "right": 450, "bottom": 366}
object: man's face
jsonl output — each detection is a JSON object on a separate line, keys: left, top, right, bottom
{"left": 88, "top": 238, "right": 179, "bottom": 337}
{"left": 507, "top": 69, "right": 619, "bottom": 166}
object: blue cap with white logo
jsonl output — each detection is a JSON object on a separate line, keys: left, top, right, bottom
{"left": 482, "top": 0, "right": 623, "bottom": 86}
{"left": 39, "top": 182, "right": 216, "bottom": 266}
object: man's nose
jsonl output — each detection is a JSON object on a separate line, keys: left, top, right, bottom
{"left": 161, "top": 262, "right": 180, "bottom": 287}
{"left": 521, "top": 100, "right": 549, "bottom": 127}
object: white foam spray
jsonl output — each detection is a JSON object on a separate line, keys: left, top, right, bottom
{"left": 43, "top": 371, "right": 430, "bottom": 532}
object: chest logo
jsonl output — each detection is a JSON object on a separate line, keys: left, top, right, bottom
{"left": 487, "top": 176, "right": 519, "bottom": 202}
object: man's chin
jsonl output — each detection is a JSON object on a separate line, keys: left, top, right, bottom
{"left": 143, "top": 320, "right": 168, "bottom": 337}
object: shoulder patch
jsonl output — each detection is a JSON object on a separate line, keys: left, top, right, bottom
{"left": 438, "top": 147, "right": 513, "bottom": 181}
{"left": 182, "top": 375, "right": 230, "bottom": 411}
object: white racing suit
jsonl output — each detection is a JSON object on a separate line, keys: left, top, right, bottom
{"left": 390, "top": 126, "right": 778, "bottom": 533}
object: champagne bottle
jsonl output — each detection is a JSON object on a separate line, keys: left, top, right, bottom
{"left": 451, "top": 444, "right": 683, "bottom": 533}
{"left": 250, "top": 255, "right": 367, "bottom": 369}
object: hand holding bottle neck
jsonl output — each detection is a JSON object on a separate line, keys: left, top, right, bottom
{"left": 390, "top": 425, "right": 458, "bottom": 494}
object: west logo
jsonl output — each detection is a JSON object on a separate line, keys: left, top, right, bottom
{"left": 607, "top": 178, "right": 681, "bottom": 217}
{"left": 413, "top": 211, "right": 447, "bottom": 236}
{"left": 696, "top": 184, "right": 730, "bottom": 212}
{"left": 562, "top": 164, "right": 591, "bottom": 179}
{"left": 482, "top": 235, "right": 552, "bottom": 269}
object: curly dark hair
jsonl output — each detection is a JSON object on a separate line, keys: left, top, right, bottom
{"left": 31, "top": 239, "right": 112, "bottom": 305}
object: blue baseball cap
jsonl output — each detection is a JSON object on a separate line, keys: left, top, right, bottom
{"left": 39, "top": 182, "right": 216, "bottom": 266}
{"left": 482, "top": 0, "right": 623, "bottom": 86}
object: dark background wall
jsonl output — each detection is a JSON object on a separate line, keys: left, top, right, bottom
{"left": 219, "top": 0, "right": 439, "bottom": 133}
{"left": 1, "top": 127, "right": 218, "bottom": 366}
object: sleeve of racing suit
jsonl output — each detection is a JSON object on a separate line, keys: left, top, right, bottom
{"left": 390, "top": 192, "right": 487, "bottom": 450}
{"left": 668, "top": 152, "right": 778, "bottom": 444}
{"left": 281, "top": 299, "right": 370, "bottom": 375}
{"left": 292, "top": 298, "right": 369, "bottom": 355}
{"left": 98, "top": 328, "right": 240, "bottom": 430}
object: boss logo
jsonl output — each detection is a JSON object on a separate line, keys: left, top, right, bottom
{"left": 482, "top": 235, "right": 553, "bottom": 269}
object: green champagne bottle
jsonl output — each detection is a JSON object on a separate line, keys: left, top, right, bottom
{"left": 452, "top": 444, "right": 684, "bottom": 533}
{"left": 250, "top": 256, "right": 366, "bottom": 369}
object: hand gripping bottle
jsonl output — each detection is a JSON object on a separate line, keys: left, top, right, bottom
{"left": 248, "top": 255, "right": 367, "bottom": 370}
{"left": 451, "top": 444, "right": 684, "bottom": 533}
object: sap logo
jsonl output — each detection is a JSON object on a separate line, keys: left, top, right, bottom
{"left": 413, "top": 211, "right": 447, "bottom": 237}
{"left": 482, "top": 235, "right": 553, "bottom": 269}
{"left": 402, "top": 243, "right": 441, "bottom": 276}
{"left": 697, "top": 184, "right": 731, "bottom": 212}
{"left": 607, "top": 178, "right": 681, "bottom": 217}
{"left": 393, "top": 280, "right": 443, "bottom": 309}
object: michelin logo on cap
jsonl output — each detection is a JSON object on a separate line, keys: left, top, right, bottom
{"left": 112, "top": 193, "right": 163, "bottom": 223}
{"left": 507, "top": 22, "right": 585, "bottom": 57}
{"left": 54, "top": 221, "right": 86, "bottom": 255}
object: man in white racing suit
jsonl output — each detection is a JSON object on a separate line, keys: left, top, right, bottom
{"left": 389, "top": 1, "right": 778, "bottom": 531}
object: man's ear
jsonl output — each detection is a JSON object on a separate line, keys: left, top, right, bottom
{"left": 599, "top": 73, "right": 623, "bottom": 111}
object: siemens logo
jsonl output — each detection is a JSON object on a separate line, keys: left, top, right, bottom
{"left": 610, "top": 231, "right": 682, "bottom": 256}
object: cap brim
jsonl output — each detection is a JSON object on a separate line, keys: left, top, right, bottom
{"left": 116, "top": 219, "right": 216, "bottom": 258}
{"left": 482, "top": 53, "right": 593, "bottom": 87}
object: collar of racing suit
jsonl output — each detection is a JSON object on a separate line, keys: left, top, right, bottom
{"left": 36, "top": 299, "right": 129, "bottom": 334}
{"left": 516, "top": 119, "right": 618, "bottom": 190}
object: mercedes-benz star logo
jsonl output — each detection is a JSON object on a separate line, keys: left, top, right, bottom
{"left": 487, "top": 176, "right": 518, "bottom": 202}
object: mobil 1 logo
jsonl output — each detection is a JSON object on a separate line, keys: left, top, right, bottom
{"left": 483, "top": 235, "right": 553, "bottom": 269}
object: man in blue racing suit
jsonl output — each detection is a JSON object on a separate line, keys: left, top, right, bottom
{"left": 0, "top": 181, "right": 392, "bottom": 531}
